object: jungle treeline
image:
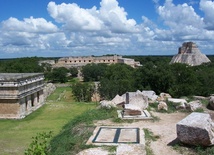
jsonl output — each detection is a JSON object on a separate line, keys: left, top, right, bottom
{"left": 1, "top": 56, "right": 214, "bottom": 100}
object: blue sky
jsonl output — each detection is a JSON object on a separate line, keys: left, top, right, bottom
{"left": 0, "top": 0, "right": 214, "bottom": 58}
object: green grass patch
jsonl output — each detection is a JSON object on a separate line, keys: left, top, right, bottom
{"left": 0, "top": 86, "right": 96, "bottom": 155}
{"left": 143, "top": 128, "right": 160, "bottom": 155}
{"left": 173, "top": 141, "right": 214, "bottom": 155}
{"left": 49, "top": 107, "right": 117, "bottom": 155}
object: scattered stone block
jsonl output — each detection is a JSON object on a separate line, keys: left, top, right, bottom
{"left": 100, "top": 100, "right": 116, "bottom": 109}
{"left": 158, "top": 101, "right": 168, "bottom": 111}
{"left": 158, "top": 92, "right": 172, "bottom": 101}
{"left": 168, "top": 98, "right": 187, "bottom": 109}
{"left": 186, "top": 100, "right": 203, "bottom": 112}
{"left": 177, "top": 112, "right": 214, "bottom": 146}
{"left": 209, "top": 96, "right": 214, "bottom": 110}
{"left": 142, "top": 90, "right": 158, "bottom": 102}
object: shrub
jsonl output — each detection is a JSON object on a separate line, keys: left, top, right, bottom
{"left": 25, "top": 131, "right": 53, "bottom": 155}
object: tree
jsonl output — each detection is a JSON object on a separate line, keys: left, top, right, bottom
{"left": 49, "top": 67, "right": 69, "bottom": 83}
{"left": 72, "top": 82, "right": 95, "bottom": 102}
{"left": 134, "top": 61, "right": 174, "bottom": 95}
{"left": 194, "top": 63, "right": 214, "bottom": 96}
{"left": 99, "top": 63, "right": 135, "bottom": 99}
{"left": 169, "top": 63, "right": 199, "bottom": 97}
{"left": 69, "top": 67, "right": 78, "bottom": 78}
{"left": 0, "top": 57, "right": 44, "bottom": 73}
{"left": 81, "top": 63, "right": 107, "bottom": 82}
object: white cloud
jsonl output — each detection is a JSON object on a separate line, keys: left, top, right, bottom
{"left": 1, "top": 0, "right": 214, "bottom": 57}
{"left": 200, "top": 0, "right": 214, "bottom": 30}
{"left": 47, "top": 0, "right": 137, "bottom": 33}
{"left": 1, "top": 17, "right": 58, "bottom": 33}
{"left": 158, "top": 1, "right": 203, "bottom": 29}
{"left": 99, "top": 0, "right": 137, "bottom": 33}
{"left": 154, "top": 0, "right": 214, "bottom": 42}
{"left": 47, "top": 2, "right": 103, "bottom": 31}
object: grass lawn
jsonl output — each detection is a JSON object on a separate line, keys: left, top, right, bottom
{"left": 0, "top": 86, "right": 96, "bottom": 155}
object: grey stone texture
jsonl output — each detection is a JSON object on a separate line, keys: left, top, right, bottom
{"left": 177, "top": 112, "right": 214, "bottom": 146}
{"left": 170, "top": 42, "right": 211, "bottom": 66}
{"left": 186, "top": 100, "right": 203, "bottom": 112}
{"left": 158, "top": 101, "right": 168, "bottom": 111}
{"left": 43, "top": 83, "right": 56, "bottom": 100}
{"left": 209, "top": 96, "right": 214, "bottom": 110}
{"left": 0, "top": 73, "right": 45, "bottom": 119}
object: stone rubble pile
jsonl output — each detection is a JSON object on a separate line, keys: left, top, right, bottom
{"left": 100, "top": 90, "right": 207, "bottom": 113}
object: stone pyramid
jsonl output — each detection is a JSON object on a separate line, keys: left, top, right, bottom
{"left": 170, "top": 42, "right": 211, "bottom": 66}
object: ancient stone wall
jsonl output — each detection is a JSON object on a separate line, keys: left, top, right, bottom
{"left": 0, "top": 100, "right": 19, "bottom": 118}
{"left": 53, "top": 55, "right": 141, "bottom": 68}
{"left": 0, "top": 73, "right": 45, "bottom": 119}
{"left": 170, "top": 42, "right": 211, "bottom": 66}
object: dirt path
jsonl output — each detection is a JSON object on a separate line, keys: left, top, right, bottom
{"left": 95, "top": 112, "right": 189, "bottom": 155}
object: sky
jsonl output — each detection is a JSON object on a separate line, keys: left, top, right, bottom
{"left": 0, "top": 0, "right": 214, "bottom": 58}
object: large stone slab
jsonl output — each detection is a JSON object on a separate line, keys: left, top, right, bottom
{"left": 177, "top": 112, "right": 214, "bottom": 146}
{"left": 93, "top": 127, "right": 139, "bottom": 144}
{"left": 87, "top": 126, "right": 145, "bottom": 146}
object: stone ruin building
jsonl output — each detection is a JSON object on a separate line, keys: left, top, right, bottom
{"left": 0, "top": 73, "right": 44, "bottom": 119}
{"left": 39, "top": 55, "right": 141, "bottom": 68}
{"left": 170, "top": 42, "right": 211, "bottom": 66}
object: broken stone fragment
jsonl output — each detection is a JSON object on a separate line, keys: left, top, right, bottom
{"left": 158, "top": 101, "right": 168, "bottom": 111}
{"left": 176, "top": 112, "right": 214, "bottom": 146}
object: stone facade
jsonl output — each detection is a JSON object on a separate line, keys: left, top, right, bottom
{"left": 53, "top": 55, "right": 141, "bottom": 68}
{"left": 0, "top": 73, "right": 44, "bottom": 119}
{"left": 170, "top": 42, "right": 211, "bottom": 66}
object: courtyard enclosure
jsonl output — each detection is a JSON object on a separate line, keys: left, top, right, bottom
{"left": 49, "top": 55, "right": 141, "bottom": 68}
{"left": 0, "top": 73, "right": 44, "bottom": 119}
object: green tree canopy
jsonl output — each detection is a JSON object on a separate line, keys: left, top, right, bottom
{"left": 0, "top": 57, "right": 44, "bottom": 73}
{"left": 81, "top": 63, "right": 107, "bottom": 82}
{"left": 99, "top": 63, "right": 135, "bottom": 99}
{"left": 72, "top": 82, "right": 95, "bottom": 102}
{"left": 69, "top": 67, "right": 78, "bottom": 77}
{"left": 48, "top": 67, "right": 69, "bottom": 83}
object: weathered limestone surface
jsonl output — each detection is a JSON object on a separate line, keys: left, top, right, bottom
{"left": 0, "top": 73, "right": 44, "bottom": 119}
{"left": 116, "top": 144, "right": 146, "bottom": 155}
{"left": 177, "top": 112, "right": 214, "bottom": 146}
{"left": 100, "top": 91, "right": 148, "bottom": 115}
{"left": 158, "top": 101, "right": 168, "bottom": 111}
{"left": 77, "top": 148, "right": 109, "bottom": 155}
{"left": 186, "top": 100, "right": 202, "bottom": 112}
{"left": 100, "top": 100, "right": 116, "bottom": 109}
{"left": 158, "top": 92, "right": 172, "bottom": 101}
{"left": 170, "top": 42, "right": 211, "bottom": 66}
{"left": 43, "top": 83, "right": 56, "bottom": 100}
{"left": 168, "top": 98, "right": 187, "bottom": 109}
{"left": 128, "top": 92, "right": 148, "bottom": 110}
{"left": 142, "top": 90, "right": 158, "bottom": 102}
{"left": 112, "top": 94, "right": 124, "bottom": 105}
{"left": 209, "top": 96, "right": 214, "bottom": 110}
{"left": 54, "top": 55, "right": 141, "bottom": 68}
